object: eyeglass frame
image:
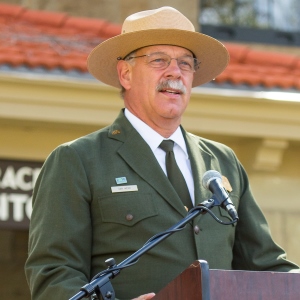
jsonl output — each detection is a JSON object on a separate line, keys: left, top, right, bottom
{"left": 120, "top": 52, "right": 201, "bottom": 72}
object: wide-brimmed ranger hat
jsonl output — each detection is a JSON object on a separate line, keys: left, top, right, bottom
{"left": 87, "top": 6, "right": 229, "bottom": 88}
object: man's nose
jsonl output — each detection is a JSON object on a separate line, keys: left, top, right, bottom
{"left": 165, "top": 58, "right": 182, "bottom": 77}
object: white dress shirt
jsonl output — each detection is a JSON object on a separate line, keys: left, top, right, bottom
{"left": 125, "top": 108, "right": 195, "bottom": 205}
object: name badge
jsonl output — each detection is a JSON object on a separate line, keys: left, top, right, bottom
{"left": 111, "top": 185, "right": 138, "bottom": 193}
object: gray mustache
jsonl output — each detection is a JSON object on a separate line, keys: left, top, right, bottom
{"left": 156, "top": 80, "right": 187, "bottom": 94}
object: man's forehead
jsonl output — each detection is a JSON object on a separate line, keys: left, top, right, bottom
{"left": 137, "top": 45, "right": 194, "bottom": 56}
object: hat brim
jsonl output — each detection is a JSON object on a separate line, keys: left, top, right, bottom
{"left": 87, "top": 29, "right": 229, "bottom": 88}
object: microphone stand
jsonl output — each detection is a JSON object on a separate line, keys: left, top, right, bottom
{"left": 69, "top": 198, "right": 238, "bottom": 300}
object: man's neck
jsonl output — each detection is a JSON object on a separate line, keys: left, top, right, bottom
{"left": 125, "top": 108, "right": 181, "bottom": 138}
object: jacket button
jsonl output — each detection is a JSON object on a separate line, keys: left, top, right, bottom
{"left": 126, "top": 214, "right": 133, "bottom": 221}
{"left": 194, "top": 225, "right": 200, "bottom": 234}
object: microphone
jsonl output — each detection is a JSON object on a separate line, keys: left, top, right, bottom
{"left": 202, "top": 170, "right": 239, "bottom": 221}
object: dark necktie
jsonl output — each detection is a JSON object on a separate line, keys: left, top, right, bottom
{"left": 159, "top": 140, "right": 193, "bottom": 210}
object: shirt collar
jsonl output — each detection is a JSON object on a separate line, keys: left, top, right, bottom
{"left": 124, "top": 108, "right": 189, "bottom": 158}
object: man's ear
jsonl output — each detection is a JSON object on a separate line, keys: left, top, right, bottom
{"left": 117, "top": 60, "right": 132, "bottom": 90}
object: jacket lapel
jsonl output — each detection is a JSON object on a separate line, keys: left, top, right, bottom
{"left": 183, "top": 130, "right": 220, "bottom": 205}
{"left": 183, "top": 130, "right": 224, "bottom": 225}
{"left": 109, "top": 111, "right": 187, "bottom": 217}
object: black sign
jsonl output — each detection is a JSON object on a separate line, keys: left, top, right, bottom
{"left": 0, "top": 159, "right": 43, "bottom": 229}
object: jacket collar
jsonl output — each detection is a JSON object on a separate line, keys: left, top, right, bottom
{"left": 108, "top": 110, "right": 219, "bottom": 216}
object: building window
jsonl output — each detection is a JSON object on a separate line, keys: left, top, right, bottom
{"left": 200, "top": 0, "right": 300, "bottom": 32}
{"left": 200, "top": 0, "right": 300, "bottom": 45}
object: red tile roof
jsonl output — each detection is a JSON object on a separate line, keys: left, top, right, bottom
{"left": 1, "top": 3, "right": 300, "bottom": 91}
{"left": 0, "top": 3, "right": 121, "bottom": 74}
{"left": 216, "top": 43, "right": 300, "bottom": 90}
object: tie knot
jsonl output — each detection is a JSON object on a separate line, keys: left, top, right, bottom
{"left": 159, "top": 140, "right": 174, "bottom": 152}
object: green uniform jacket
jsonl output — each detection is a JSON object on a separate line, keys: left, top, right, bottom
{"left": 25, "top": 110, "right": 299, "bottom": 300}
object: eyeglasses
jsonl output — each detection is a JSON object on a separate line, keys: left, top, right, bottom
{"left": 125, "top": 52, "right": 200, "bottom": 72}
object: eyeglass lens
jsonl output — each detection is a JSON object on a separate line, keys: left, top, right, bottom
{"left": 146, "top": 53, "right": 198, "bottom": 72}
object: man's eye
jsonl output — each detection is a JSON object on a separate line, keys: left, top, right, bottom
{"left": 152, "top": 57, "right": 166, "bottom": 63}
{"left": 180, "top": 60, "right": 192, "bottom": 67}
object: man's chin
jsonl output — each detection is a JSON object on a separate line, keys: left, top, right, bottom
{"left": 159, "top": 109, "right": 184, "bottom": 121}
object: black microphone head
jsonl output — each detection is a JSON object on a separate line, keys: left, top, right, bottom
{"left": 202, "top": 170, "right": 222, "bottom": 189}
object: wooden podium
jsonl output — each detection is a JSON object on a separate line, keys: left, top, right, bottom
{"left": 153, "top": 260, "right": 300, "bottom": 300}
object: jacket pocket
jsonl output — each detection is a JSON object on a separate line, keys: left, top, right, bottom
{"left": 98, "top": 193, "right": 158, "bottom": 226}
